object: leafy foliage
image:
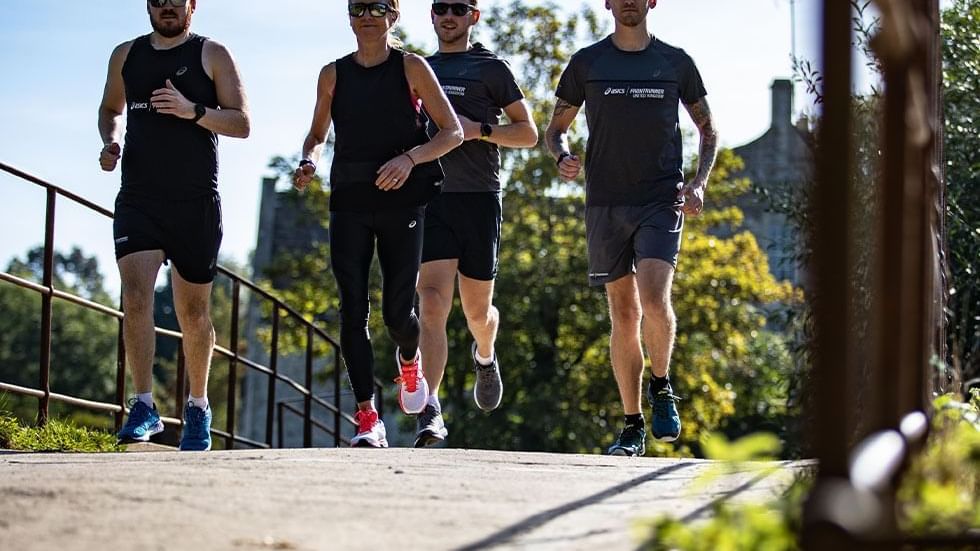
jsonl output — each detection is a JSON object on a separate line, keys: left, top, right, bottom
{"left": 0, "top": 410, "right": 122, "bottom": 453}
{"left": 941, "top": 0, "right": 980, "bottom": 389}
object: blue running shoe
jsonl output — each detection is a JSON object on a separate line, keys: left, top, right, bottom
{"left": 179, "top": 403, "right": 212, "bottom": 451}
{"left": 117, "top": 398, "right": 163, "bottom": 444}
{"left": 649, "top": 381, "right": 682, "bottom": 442}
{"left": 607, "top": 424, "right": 646, "bottom": 456}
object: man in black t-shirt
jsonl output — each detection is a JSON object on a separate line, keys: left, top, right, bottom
{"left": 415, "top": 0, "right": 538, "bottom": 447}
{"left": 546, "top": 0, "right": 718, "bottom": 456}
{"left": 98, "top": 0, "right": 250, "bottom": 451}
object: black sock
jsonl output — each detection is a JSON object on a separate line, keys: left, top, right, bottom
{"left": 625, "top": 413, "right": 644, "bottom": 429}
{"left": 650, "top": 374, "right": 669, "bottom": 395}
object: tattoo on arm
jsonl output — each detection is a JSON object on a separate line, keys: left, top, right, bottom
{"left": 546, "top": 98, "right": 577, "bottom": 158}
{"left": 686, "top": 98, "right": 719, "bottom": 187}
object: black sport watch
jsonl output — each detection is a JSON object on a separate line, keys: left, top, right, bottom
{"left": 480, "top": 123, "right": 493, "bottom": 140}
{"left": 191, "top": 103, "right": 207, "bottom": 123}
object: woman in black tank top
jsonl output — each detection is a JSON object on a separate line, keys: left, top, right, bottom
{"left": 293, "top": 0, "right": 463, "bottom": 447}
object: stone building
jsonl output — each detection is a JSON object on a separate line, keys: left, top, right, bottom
{"left": 732, "top": 79, "right": 813, "bottom": 284}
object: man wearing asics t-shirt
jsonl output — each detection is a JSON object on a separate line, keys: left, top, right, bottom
{"left": 546, "top": 0, "right": 718, "bottom": 456}
{"left": 98, "top": 0, "right": 249, "bottom": 451}
{"left": 415, "top": 0, "right": 538, "bottom": 447}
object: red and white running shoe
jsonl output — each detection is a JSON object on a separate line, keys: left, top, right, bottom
{"left": 351, "top": 409, "right": 388, "bottom": 448}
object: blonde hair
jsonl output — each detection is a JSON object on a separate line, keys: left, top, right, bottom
{"left": 386, "top": 0, "right": 403, "bottom": 48}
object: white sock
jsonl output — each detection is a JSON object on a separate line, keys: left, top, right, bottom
{"left": 427, "top": 394, "right": 441, "bottom": 411}
{"left": 474, "top": 346, "right": 495, "bottom": 366}
{"left": 188, "top": 394, "right": 209, "bottom": 410}
{"left": 137, "top": 393, "right": 154, "bottom": 408}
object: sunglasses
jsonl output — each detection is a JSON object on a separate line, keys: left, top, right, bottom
{"left": 432, "top": 2, "right": 475, "bottom": 16}
{"left": 148, "top": 0, "right": 188, "bottom": 7}
{"left": 348, "top": 2, "right": 394, "bottom": 18}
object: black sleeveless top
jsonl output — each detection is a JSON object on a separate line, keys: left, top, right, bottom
{"left": 330, "top": 49, "right": 444, "bottom": 212}
{"left": 121, "top": 34, "right": 219, "bottom": 201}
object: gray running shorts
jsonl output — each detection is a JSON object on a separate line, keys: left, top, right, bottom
{"left": 585, "top": 203, "right": 684, "bottom": 287}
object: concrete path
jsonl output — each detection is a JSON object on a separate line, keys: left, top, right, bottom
{"left": 0, "top": 448, "right": 809, "bottom": 550}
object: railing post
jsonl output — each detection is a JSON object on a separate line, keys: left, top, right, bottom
{"left": 114, "top": 312, "right": 127, "bottom": 431}
{"left": 266, "top": 307, "right": 279, "bottom": 448}
{"left": 304, "top": 325, "right": 313, "bottom": 448}
{"left": 804, "top": 0, "right": 854, "bottom": 548}
{"left": 333, "top": 346, "right": 341, "bottom": 447}
{"left": 37, "top": 188, "right": 56, "bottom": 426}
{"left": 277, "top": 402, "right": 284, "bottom": 449}
{"left": 225, "top": 280, "right": 241, "bottom": 450}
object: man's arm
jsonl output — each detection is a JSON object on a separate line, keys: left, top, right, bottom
{"left": 458, "top": 99, "right": 537, "bottom": 148}
{"left": 149, "top": 40, "right": 250, "bottom": 139}
{"left": 678, "top": 97, "right": 718, "bottom": 216}
{"left": 372, "top": 53, "right": 463, "bottom": 191}
{"left": 97, "top": 41, "right": 131, "bottom": 172}
{"left": 544, "top": 98, "right": 582, "bottom": 181}
{"left": 293, "top": 63, "right": 336, "bottom": 191}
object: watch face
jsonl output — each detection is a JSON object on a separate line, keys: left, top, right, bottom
{"left": 481, "top": 123, "right": 492, "bottom": 137}
{"left": 195, "top": 104, "right": 206, "bottom": 119}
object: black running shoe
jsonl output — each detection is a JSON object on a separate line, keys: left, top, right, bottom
{"left": 414, "top": 404, "right": 448, "bottom": 448}
{"left": 472, "top": 342, "right": 502, "bottom": 411}
{"left": 607, "top": 424, "right": 646, "bottom": 456}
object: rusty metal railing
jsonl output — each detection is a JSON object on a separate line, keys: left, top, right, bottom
{"left": 0, "top": 160, "right": 383, "bottom": 449}
{"left": 803, "top": 0, "right": 979, "bottom": 548}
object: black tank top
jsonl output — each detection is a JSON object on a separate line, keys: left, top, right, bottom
{"left": 330, "top": 49, "right": 443, "bottom": 212}
{"left": 121, "top": 34, "right": 219, "bottom": 201}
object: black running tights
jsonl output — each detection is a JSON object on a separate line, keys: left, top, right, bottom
{"left": 329, "top": 207, "right": 424, "bottom": 403}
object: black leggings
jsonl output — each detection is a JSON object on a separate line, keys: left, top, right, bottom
{"left": 330, "top": 207, "right": 425, "bottom": 403}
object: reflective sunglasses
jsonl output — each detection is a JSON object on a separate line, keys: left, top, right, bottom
{"left": 148, "top": 0, "right": 188, "bottom": 7}
{"left": 348, "top": 2, "right": 394, "bottom": 18}
{"left": 432, "top": 2, "right": 475, "bottom": 16}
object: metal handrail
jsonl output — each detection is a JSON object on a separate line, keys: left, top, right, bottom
{"left": 0, "top": 160, "right": 384, "bottom": 449}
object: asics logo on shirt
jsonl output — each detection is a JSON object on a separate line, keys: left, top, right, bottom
{"left": 130, "top": 102, "right": 150, "bottom": 111}
{"left": 408, "top": 220, "right": 418, "bottom": 229}
{"left": 176, "top": 66, "right": 188, "bottom": 76}
{"left": 603, "top": 87, "right": 665, "bottom": 99}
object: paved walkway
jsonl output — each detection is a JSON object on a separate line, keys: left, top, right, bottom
{"left": 0, "top": 448, "right": 809, "bottom": 550}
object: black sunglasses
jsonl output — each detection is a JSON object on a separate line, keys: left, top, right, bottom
{"left": 432, "top": 2, "right": 475, "bottom": 16}
{"left": 348, "top": 2, "right": 394, "bottom": 18}
{"left": 148, "top": 0, "right": 188, "bottom": 7}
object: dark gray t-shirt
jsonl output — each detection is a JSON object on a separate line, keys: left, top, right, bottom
{"left": 427, "top": 44, "right": 524, "bottom": 193}
{"left": 556, "top": 36, "right": 707, "bottom": 206}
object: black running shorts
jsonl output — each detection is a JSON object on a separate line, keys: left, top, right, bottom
{"left": 422, "top": 192, "right": 501, "bottom": 281}
{"left": 113, "top": 193, "right": 223, "bottom": 284}
{"left": 585, "top": 203, "right": 684, "bottom": 287}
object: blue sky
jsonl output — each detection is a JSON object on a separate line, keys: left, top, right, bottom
{"left": 0, "top": 0, "right": 828, "bottom": 294}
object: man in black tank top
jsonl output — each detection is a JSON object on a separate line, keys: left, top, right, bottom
{"left": 97, "top": 0, "right": 250, "bottom": 451}
{"left": 414, "top": 0, "right": 538, "bottom": 448}
{"left": 293, "top": 0, "right": 463, "bottom": 448}
{"left": 546, "top": 0, "right": 719, "bottom": 457}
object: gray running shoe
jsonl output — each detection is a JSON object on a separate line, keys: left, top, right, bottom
{"left": 472, "top": 341, "right": 502, "bottom": 411}
{"left": 414, "top": 404, "right": 448, "bottom": 448}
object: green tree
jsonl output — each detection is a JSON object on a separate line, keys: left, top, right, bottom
{"left": 941, "top": 0, "right": 980, "bottom": 388}
{"left": 0, "top": 247, "right": 118, "bottom": 422}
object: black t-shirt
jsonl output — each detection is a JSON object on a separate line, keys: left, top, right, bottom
{"left": 427, "top": 43, "right": 524, "bottom": 193}
{"left": 556, "top": 36, "right": 707, "bottom": 206}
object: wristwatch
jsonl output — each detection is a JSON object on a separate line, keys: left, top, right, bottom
{"left": 480, "top": 123, "right": 493, "bottom": 140}
{"left": 192, "top": 103, "right": 207, "bottom": 123}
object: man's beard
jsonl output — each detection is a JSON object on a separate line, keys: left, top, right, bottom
{"left": 616, "top": 13, "right": 645, "bottom": 27}
{"left": 437, "top": 26, "right": 469, "bottom": 45}
{"left": 151, "top": 10, "right": 192, "bottom": 38}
